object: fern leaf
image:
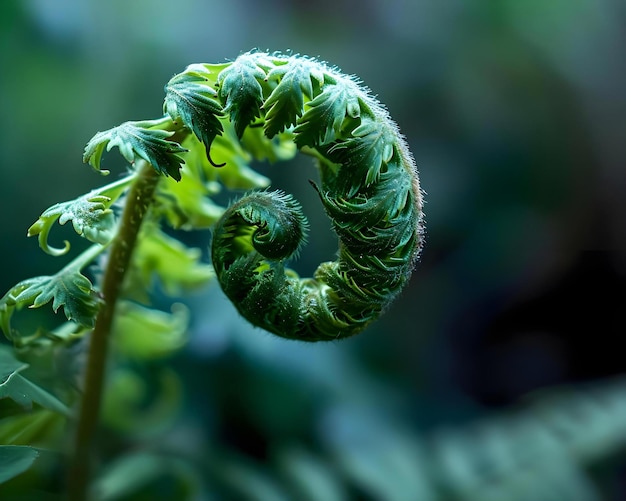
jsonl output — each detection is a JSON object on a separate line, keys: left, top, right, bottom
{"left": 263, "top": 59, "right": 325, "bottom": 137}
{"left": 2, "top": 268, "right": 99, "bottom": 330}
{"left": 26, "top": 177, "right": 131, "bottom": 256}
{"left": 164, "top": 72, "right": 224, "bottom": 164}
{"left": 328, "top": 117, "right": 396, "bottom": 188}
{"left": 217, "top": 55, "right": 266, "bottom": 138}
{"left": 294, "top": 83, "right": 360, "bottom": 148}
{"left": 84, "top": 121, "right": 187, "bottom": 180}
{"left": 0, "top": 346, "right": 71, "bottom": 416}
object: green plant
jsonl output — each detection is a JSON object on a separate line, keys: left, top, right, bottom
{"left": 0, "top": 50, "right": 423, "bottom": 499}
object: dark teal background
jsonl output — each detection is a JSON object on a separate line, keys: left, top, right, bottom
{"left": 1, "top": 1, "right": 626, "bottom": 498}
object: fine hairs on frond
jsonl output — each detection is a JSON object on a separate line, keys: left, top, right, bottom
{"left": 187, "top": 51, "right": 425, "bottom": 340}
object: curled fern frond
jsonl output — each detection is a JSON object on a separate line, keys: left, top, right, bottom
{"left": 201, "top": 51, "right": 424, "bottom": 341}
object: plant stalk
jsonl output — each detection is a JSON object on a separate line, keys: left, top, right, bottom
{"left": 67, "top": 160, "right": 160, "bottom": 501}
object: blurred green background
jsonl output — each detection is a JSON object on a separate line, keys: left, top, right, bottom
{"left": 1, "top": 0, "right": 626, "bottom": 499}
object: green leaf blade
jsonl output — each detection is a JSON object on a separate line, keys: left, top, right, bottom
{"left": 0, "top": 346, "right": 71, "bottom": 416}
{"left": 84, "top": 121, "right": 187, "bottom": 180}
{"left": 128, "top": 225, "right": 214, "bottom": 299}
{"left": 113, "top": 302, "right": 189, "bottom": 360}
{"left": 27, "top": 191, "right": 122, "bottom": 255}
{"left": 217, "top": 55, "right": 266, "bottom": 138}
{"left": 263, "top": 59, "right": 325, "bottom": 137}
{"left": 1, "top": 373, "right": 71, "bottom": 416}
{"left": 327, "top": 117, "right": 397, "bottom": 192}
{"left": 8, "top": 268, "right": 99, "bottom": 328}
{"left": 164, "top": 74, "right": 224, "bottom": 165}
{"left": 294, "top": 83, "right": 361, "bottom": 148}
{"left": 0, "top": 409, "right": 65, "bottom": 446}
{"left": 0, "top": 445, "right": 40, "bottom": 484}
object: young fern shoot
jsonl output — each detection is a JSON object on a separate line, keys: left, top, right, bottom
{"left": 207, "top": 52, "right": 424, "bottom": 340}
{"left": 0, "top": 49, "right": 423, "bottom": 499}
{"left": 84, "top": 51, "right": 424, "bottom": 342}
{"left": 2, "top": 51, "right": 424, "bottom": 350}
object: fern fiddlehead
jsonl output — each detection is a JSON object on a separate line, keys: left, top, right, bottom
{"left": 78, "top": 50, "right": 424, "bottom": 342}
{"left": 0, "top": 49, "right": 424, "bottom": 499}
{"left": 3, "top": 51, "right": 423, "bottom": 345}
{"left": 199, "top": 51, "right": 424, "bottom": 340}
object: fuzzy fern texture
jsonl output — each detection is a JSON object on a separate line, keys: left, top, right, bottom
{"left": 207, "top": 52, "right": 425, "bottom": 340}
{"left": 163, "top": 51, "right": 425, "bottom": 340}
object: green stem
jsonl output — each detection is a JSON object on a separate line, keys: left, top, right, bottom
{"left": 67, "top": 160, "right": 160, "bottom": 501}
{"left": 64, "top": 243, "right": 109, "bottom": 275}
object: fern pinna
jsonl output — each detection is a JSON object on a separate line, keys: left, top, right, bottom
{"left": 208, "top": 52, "right": 424, "bottom": 340}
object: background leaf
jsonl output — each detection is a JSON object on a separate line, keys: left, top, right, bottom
{"left": 93, "top": 451, "right": 200, "bottom": 501}
{"left": 194, "top": 126, "right": 273, "bottom": 190}
{"left": 0, "top": 409, "right": 66, "bottom": 446}
{"left": 0, "top": 445, "right": 39, "bottom": 484}
{"left": 127, "top": 224, "right": 214, "bottom": 299}
{"left": 112, "top": 302, "right": 189, "bottom": 360}
{"left": 0, "top": 346, "right": 70, "bottom": 416}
